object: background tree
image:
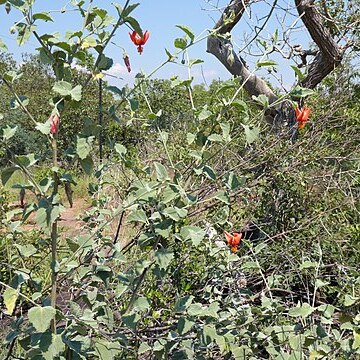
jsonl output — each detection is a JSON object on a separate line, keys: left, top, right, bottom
{"left": 207, "top": 0, "right": 359, "bottom": 125}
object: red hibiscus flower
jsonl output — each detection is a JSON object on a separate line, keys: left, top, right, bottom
{"left": 49, "top": 113, "right": 60, "bottom": 135}
{"left": 129, "top": 30, "right": 150, "bottom": 54}
{"left": 295, "top": 106, "right": 311, "bottom": 129}
{"left": 224, "top": 231, "right": 242, "bottom": 253}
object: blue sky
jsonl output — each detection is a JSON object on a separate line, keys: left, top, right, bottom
{"left": 1, "top": 0, "right": 311, "bottom": 89}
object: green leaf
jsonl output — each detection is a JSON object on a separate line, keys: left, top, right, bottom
{"left": 93, "top": 339, "right": 122, "bottom": 359}
{"left": 16, "top": 23, "right": 35, "bottom": 46}
{"left": 2, "top": 125, "right": 17, "bottom": 141}
{"left": 180, "top": 226, "right": 206, "bottom": 246}
{"left": 124, "top": 16, "right": 142, "bottom": 36}
{"left": 129, "top": 98, "right": 139, "bottom": 111}
{"left": 175, "top": 295, "right": 194, "bottom": 313}
{"left": 119, "top": 3, "right": 140, "bottom": 18}
{"left": 189, "top": 58, "right": 203, "bottom": 67}
{"left": 153, "top": 339, "right": 165, "bottom": 352}
{"left": 252, "top": 94, "right": 269, "bottom": 108}
{"left": 241, "top": 124, "right": 260, "bottom": 144}
{"left": 35, "top": 119, "right": 51, "bottom": 135}
{"left": 53, "top": 81, "right": 72, "bottom": 96}
{"left": 291, "top": 65, "right": 306, "bottom": 81}
{"left": 290, "top": 85, "right": 315, "bottom": 98}
{"left": 3, "top": 287, "right": 19, "bottom": 315}
{"left": 186, "top": 132, "right": 196, "bottom": 144}
{"left": 198, "top": 107, "right": 212, "bottom": 121}
{"left": 154, "top": 162, "right": 169, "bottom": 181}
{"left": 15, "top": 153, "right": 39, "bottom": 168}
{"left": 208, "top": 134, "right": 223, "bottom": 142}
{"left": 81, "top": 36, "right": 97, "bottom": 49}
{"left": 220, "top": 122, "right": 231, "bottom": 142}
{"left": 155, "top": 249, "right": 174, "bottom": 270}
{"left": 315, "top": 279, "right": 329, "bottom": 288}
{"left": 133, "top": 297, "right": 150, "bottom": 312}
{"left": 165, "top": 48, "right": 175, "bottom": 61}
{"left": 70, "top": 85, "right": 82, "bottom": 101}
{"left": 76, "top": 136, "right": 94, "bottom": 159}
{"left": 299, "top": 260, "right": 318, "bottom": 270}
{"left": 97, "top": 54, "right": 113, "bottom": 71}
{"left": 201, "top": 324, "right": 218, "bottom": 346}
{"left": 177, "top": 317, "right": 195, "bottom": 335}
{"left": 35, "top": 203, "right": 64, "bottom": 229}
{"left": 176, "top": 24, "right": 195, "bottom": 43}
{"left": 40, "top": 333, "right": 66, "bottom": 360}
{"left": 174, "top": 37, "right": 187, "bottom": 50}
{"left": 162, "top": 185, "right": 180, "bottom": 204}
{"left": 317, "top": 304, "right": 335, "bottom": 318}
{"left": 163, "top": 206, "right": 187, "bottom": 221}
{"left": 214, "top": 191, "right": 229, "bottom": 204}
{"left": 256, "top": 59, "right": 277, "bottom": 68}
{"left": 127, "top": 209, "right": 148, "bottom": 224}
{"left": 8, "top": 0, "right": 25, "bottom": 6}
{"left": 106, "top": 85, "right": 124, "bottom": 96}
{"left": 288, "top": 302, "right": 314, "bottom": 318}
{"left": 138, "top": 342, "right": 151, "bottom": 355}
{"left": 159, "top": 131, "right": 168, "bottom": 144}
{"left": 353, "top": 331, "right": 360, "bottom": 350}
{"left": 35, "top": 207, "right": 47, "bottom": 228}
{"left": 92, "top": 8, "right": 107, "bottom": 20}
{"left": 79, "top": 156, "right": 93, "bottom": 175}
{"left": 3, "top": 70, "right": 22, "bottom": 83}
{"left": 28, "top": 306, "right": 56, "bottom": 332}
{"left": 1, "top": 166, "right": 19, "bottom": 185}
{"left": 114, "top": 143, "right": 127, "bottom": 156}
{"left": 344, "top": 294, "right": 359, "bottom": 307}
{"left": 232, "top": 99, "right": 248, "bottom": 112}
{"left": 122, "top": 312, "right": 140, "bottom": 330}
{"left": 14, "top": 244, "right": 37, "bottom": 257}
{"left": 203, "top": 165, "right": 216, "bottom": 180}
{"left": 225, "top": 172, "right": 241, "bottom": 190}
{"left": 33, "top": 12, "right": 53, "bottom": 22}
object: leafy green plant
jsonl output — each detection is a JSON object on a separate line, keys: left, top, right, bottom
{"left": 0, "top": 1, "right": 359, "bottom": 359}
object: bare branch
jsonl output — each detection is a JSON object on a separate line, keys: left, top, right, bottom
{"left": 207, "top": 0, "right": 278, "bottom": 104}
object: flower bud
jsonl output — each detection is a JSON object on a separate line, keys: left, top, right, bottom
{"left": 49, "top": 113, "right": 60, "bottom": 135}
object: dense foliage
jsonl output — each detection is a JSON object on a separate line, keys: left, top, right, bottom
{"left": 0, "top": 1, "right": 359, "bottom": 359}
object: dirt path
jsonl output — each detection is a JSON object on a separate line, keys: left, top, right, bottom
{"left": 22, "top": 198, "right": 89, "bottom": 237}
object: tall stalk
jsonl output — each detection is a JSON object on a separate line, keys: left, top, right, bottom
{"left": 50, "top": 136, "right": 59, "bottom": 333}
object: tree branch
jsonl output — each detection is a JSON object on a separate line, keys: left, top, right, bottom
{"left": 207, "top": 0, "right": 278, "bottom": 104}
{"left": 295, "top": 0, "right": 344, "bottom": 89}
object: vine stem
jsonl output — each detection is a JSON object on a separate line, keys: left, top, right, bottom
{"left": 50, "top": 137, "right": 59, "bottom": 333}
{"left": 185, "top": 50, "right": 195, "bottom": 110}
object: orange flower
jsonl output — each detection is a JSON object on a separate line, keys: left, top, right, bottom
{"left": 295, "top": 106, "right": 311, "bottom": 129}
{"left": 129, "top": 30, "right": 150, "bottom": 54}
{"left": 224, "top": 231, "right": 242, "bottom": 253}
